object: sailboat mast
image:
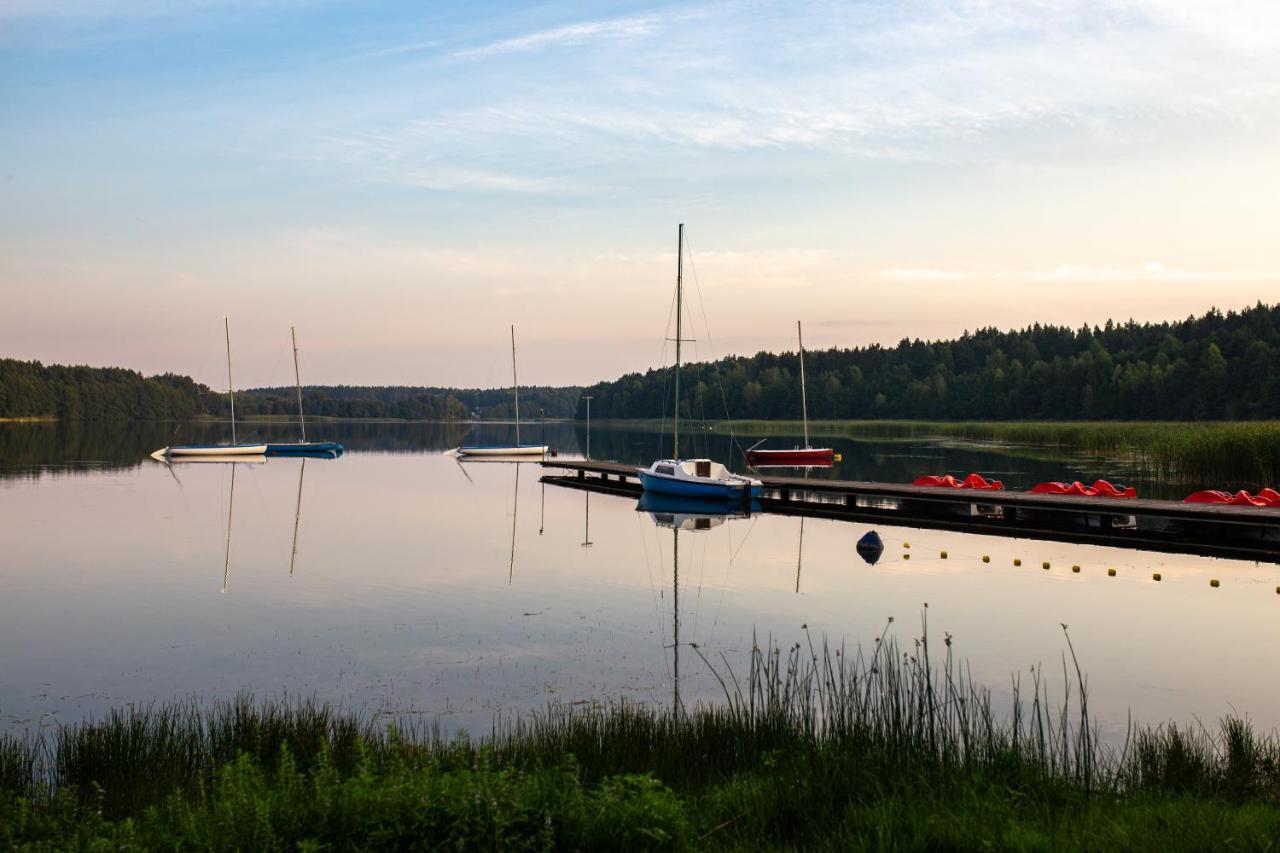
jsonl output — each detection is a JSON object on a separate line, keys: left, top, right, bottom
{"left": 222, "top": 463, "right": 236, "bottom": 593}
{"left": 674, "top": 224, "right": 683, "bottom": 459}
{"left": 289, "top": 458, "right": 306, "bottom": 574}
{"left": 511, "top": 325, "right": 520, "bottom": 446}
{"left": 797, "top": 320, "right": 809, "bottom": 448}
{"left": 672, "top": 526, "right": 681, "bottom": 719}
{"left": 291, "top": 326, "right": 306, "bottom": 443}
{"left": 224, "top": 317, "right": 236, "bottom": 445}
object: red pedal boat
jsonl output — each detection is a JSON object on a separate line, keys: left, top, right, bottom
{"left": 744, "top": 321, "right": 836, "bottom": 469}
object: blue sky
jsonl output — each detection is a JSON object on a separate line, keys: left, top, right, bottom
{"left": 3, "top": 0, "right": 1279, "bottom": 387}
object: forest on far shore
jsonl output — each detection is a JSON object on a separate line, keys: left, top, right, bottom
{"left": 0, "top": 363, "right": 574, "bottom": 422}
{"left": 4, "top": 302, "right": 1279, "bottom": 423}
{"left": 578, "top": 302, "right": 1280, "bottom": 422}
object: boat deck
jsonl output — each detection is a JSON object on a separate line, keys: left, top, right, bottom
{"left": 540, "top": 457, "right": 1280, "bottom": 562}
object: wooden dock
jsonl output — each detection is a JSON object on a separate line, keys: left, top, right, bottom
{"left": 540, "top": 458, "right": 1280, "bottom": 562}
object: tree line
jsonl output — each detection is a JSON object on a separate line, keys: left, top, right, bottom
{"left": 9, "top": 302, "right": 1280, "bottom": 423}
{"left": 0, "top": 360, "right": 576, "bottom": 421}
{"left": 576, "top": 302, "right": 1280, "bottom": 422}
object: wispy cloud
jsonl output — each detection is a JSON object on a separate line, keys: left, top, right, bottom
{"left": 451, "top": 14, "right": 663, "bottom": 59}
{"left": 879, "top": 262, "right": 1280, "bottom": 285}
{"left": 1031, "top": 262, "right": 1280, "bottom": 283}
{"left": 879, "top": 268, "right": 976, "bottom": 283}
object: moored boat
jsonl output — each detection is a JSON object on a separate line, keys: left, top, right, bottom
{"left": 155, "top": 318, "right": 268, "bottom": 459}
{"left": 744, "top": 447, "right": 835, "bottom": 467}
{"left": 457, "top": 326, "right": 549, "bottom": 458}
{"left": 265, "top": 443, "right": 343, "bottom": 457}
{"left": 639, "top": 458, "right": 763, "bottom": 501}
{"left": 744, "top": 320, "right": 836, "bottom": 469}
{"left": 638, "top": 224, "right": 761, "bottom": 502}
{"left": 264, "top": 326, "right": 344, "bottom": 458}
{"left": 456, "top": 444, "right": 548, "bottom": 457}
{"left": 151, "top": 447, "right": 267, "bottom": 461}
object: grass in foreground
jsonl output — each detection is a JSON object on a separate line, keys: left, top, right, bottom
{"left": 4, "top": 623, "right": 1280, "bottom": 850}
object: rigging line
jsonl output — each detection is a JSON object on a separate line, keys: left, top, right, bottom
{"left": 705, "top": 512, "right": 754, "bottom": 645}
{"left": 634, "top": 510, "right": 672, "bottom": 679}
{"left": 682, "top": 231, "right": 749, "bottom": 462}
{"left": 654, "top": 263, "right": 680, "bottom": 457}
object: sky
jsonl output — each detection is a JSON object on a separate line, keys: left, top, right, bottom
{"left": 2, "top": 0, "right": 1279, "bottom": 389}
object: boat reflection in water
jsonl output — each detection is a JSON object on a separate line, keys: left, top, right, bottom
{"left": 457, "top": 454, "right": 533, "bottom": 583}
{"left": 636, "top": 492, "right": 758, "bottom": 718}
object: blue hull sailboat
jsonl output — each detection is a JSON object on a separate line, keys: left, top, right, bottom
{"left": 638, "top": 224, "right": 761, "bottom": 502}
{"left": 264, "top": 326, "right": 344, "bottom": 457}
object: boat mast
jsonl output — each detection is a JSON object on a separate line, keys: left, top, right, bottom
{"left": 672, "top": 526, "right": 681, "bottom": 719}
{"left": 289, "top": 458, "right": 306, "bottom": 574}
{"left": 222, "top": 463, "right": 236, "bottom": 593}
{"left": 674, "top": 224, "right": 683, "bottom": 459}
{"left": 511, "top": 325, "right": 520, "bottom": 447}
{"left": 225, "top": 316, "right": 236, "bottom": 445}
{"left": 291, "top": 326, "right": 306, "bottom": 443}
{"left": 797, "top": 320, "right": 809, "bottom": 448}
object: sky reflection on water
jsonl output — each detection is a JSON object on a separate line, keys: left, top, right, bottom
{"left": 2, "top": 422, "right": 1279, "bottom": 742}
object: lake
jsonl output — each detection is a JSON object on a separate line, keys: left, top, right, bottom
{"left": 2, "top": 420, "right": 1279, "bottom": 743}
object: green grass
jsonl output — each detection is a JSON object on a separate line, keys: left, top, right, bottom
{"left": 4, "top": 624, "right": 1280, "bottom": 849}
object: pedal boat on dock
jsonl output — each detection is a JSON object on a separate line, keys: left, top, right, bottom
{"left": 638, "top": 458, "right": 763, "bottom": 501}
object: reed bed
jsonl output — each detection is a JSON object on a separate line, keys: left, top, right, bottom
{"left": 701, "top": 418, "right": 1280, "bottom": 486}
{"left": 4, "top": 622, "right": 1280, "bottom": 848}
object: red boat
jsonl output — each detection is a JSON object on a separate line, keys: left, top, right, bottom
{"left": 743, "top": 321, "right": 835, "bottom": 469}
{"left": 746, "top": 447, "right": 835, "bottom": 467}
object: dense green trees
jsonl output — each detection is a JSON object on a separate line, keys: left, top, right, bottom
{"left": 9, "top": 302, "right": 1279, "bottom": 423}
{"left": 238, "top": 385, "right": 580, "bottom": 419}
{"left": 0, "top": 361, "right": 212, "bottom": 420}
{"left": 0, "top": 361, "right": 566, "bottom": 421}
{"left": 577, "top": 303, "right": 1280, "bottom": 422}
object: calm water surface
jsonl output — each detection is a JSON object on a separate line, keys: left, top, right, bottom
{"left": 2, "top": 421, "right": 1279, "bottom": 741}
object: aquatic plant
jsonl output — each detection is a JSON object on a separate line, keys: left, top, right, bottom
{"left": 4, "top": 622, "right": 1280, "bottom": 848}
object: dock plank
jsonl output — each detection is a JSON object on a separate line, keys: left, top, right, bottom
{"left": 541, "top": 458, "right": 1280, "bottom": 526}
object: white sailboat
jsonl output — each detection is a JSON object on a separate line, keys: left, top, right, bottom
{"left": 638, "top": 224, "right": 761, "bottom": 501}
{"left": 456, "top": 326, "right": 549, "bottom": 457}
{"left": 154, "top": 318, "right": 267, "bottom": 458}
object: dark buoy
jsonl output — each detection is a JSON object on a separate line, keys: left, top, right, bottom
{"left": 856, "top": 530, "right": 884, "bottom": 565}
